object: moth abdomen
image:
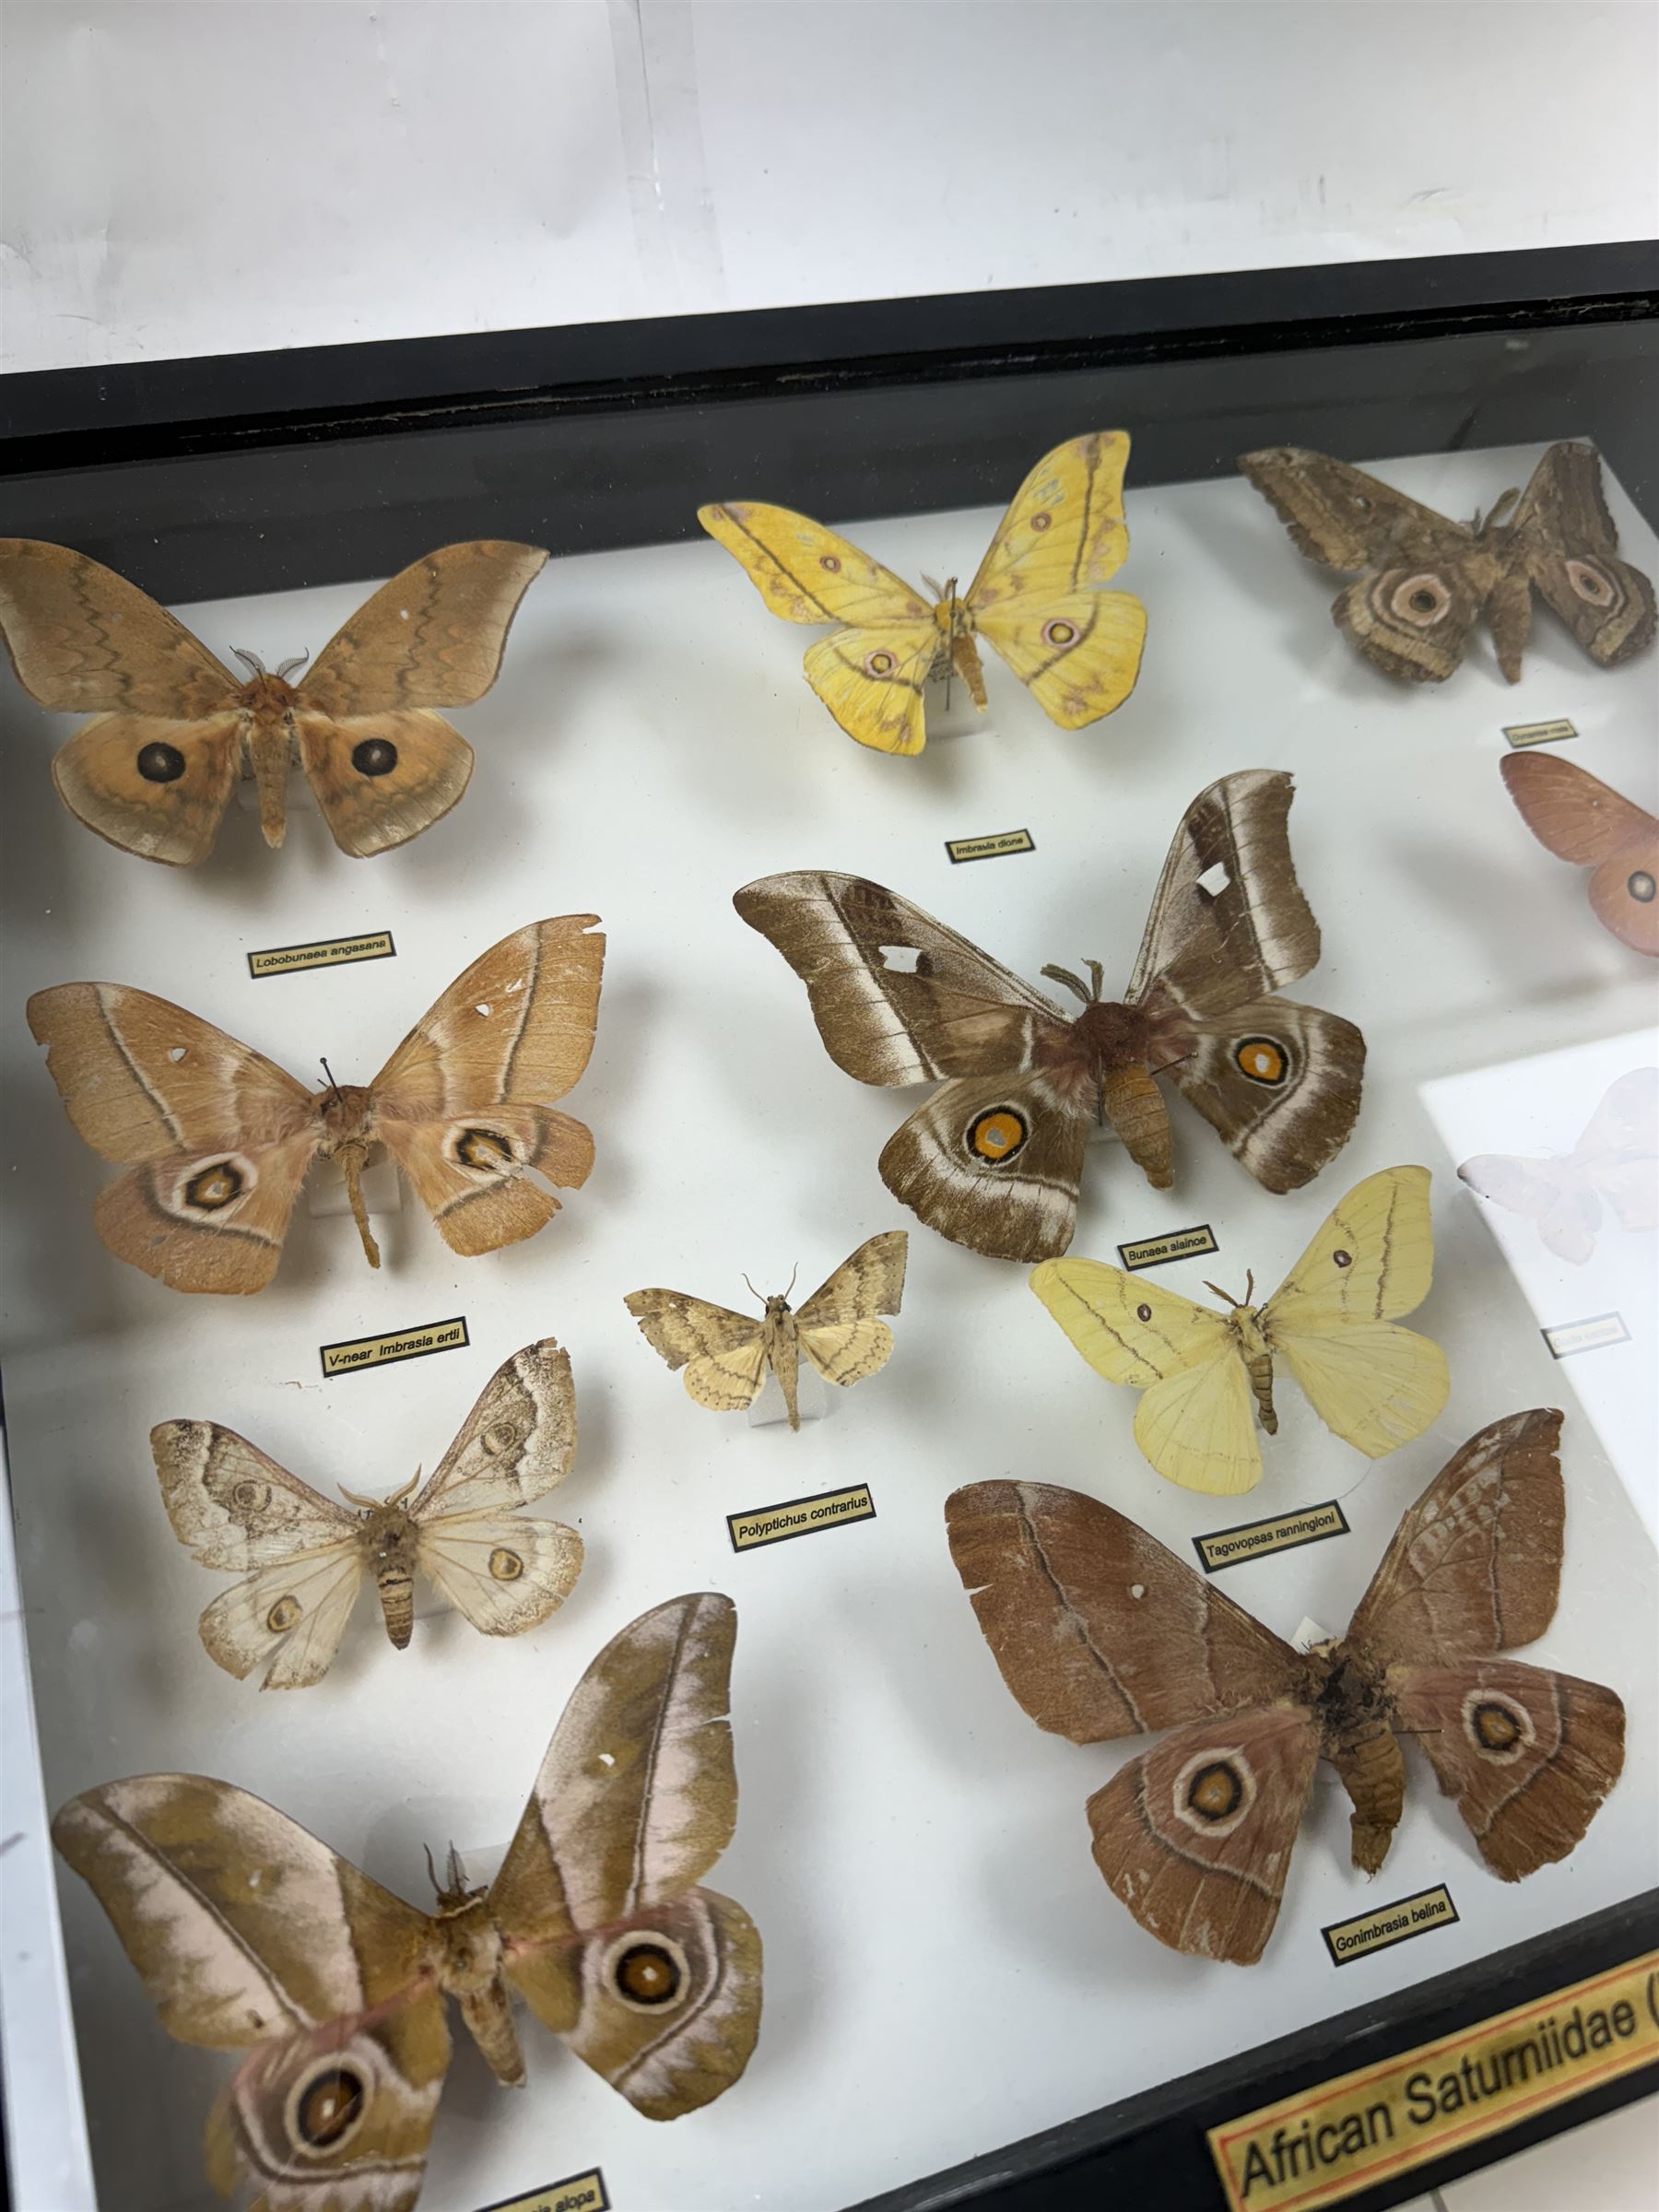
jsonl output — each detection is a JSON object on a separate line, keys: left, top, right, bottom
{"left": 374, "top": 1570, "right": 416, "bottom": 1648}
{"left": 1332, "top": 1715, "right": 1406, "bottom": 1876}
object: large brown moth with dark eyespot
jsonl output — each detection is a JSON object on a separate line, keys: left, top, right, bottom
{"left": 0, "top": 536, "right": 548, "bottom": 864}
{"left": 1239, "top": 441, "right": 1656, "bottom": 685}
{"left": 154, "top": 1340, "right": 582, "bottom": 1688}
{"left": 947, "top": 1410, "right": 1625, "bottom": 1965}
{"left": 53, "top": 1594, "right": 761, "bottom": 2212}
{"left": 26, "top": 915, "right": 604, "bottom": 1294}
{"left": 735, "top": 771, "right": 1364, "bottom": 1263}
{"left": 625, "top": 1230, "right": 907, "bottom": 1430}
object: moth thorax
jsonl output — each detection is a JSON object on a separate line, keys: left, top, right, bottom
{"left": 309, "top": 1082, "right": 375, "bottom": 1145}
{"left": 1068, "top": 997, "right": 1152, "bottom": 1065}
{"left": 431, "top": 1894, "right": 507, "bottom": 1994}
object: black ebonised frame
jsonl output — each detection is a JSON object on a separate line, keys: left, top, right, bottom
{"left": 3, "top": 241, "right": 1656, "bottom": 2212}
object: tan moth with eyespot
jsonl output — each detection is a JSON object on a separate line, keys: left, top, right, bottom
{"left": 0, "top": 536, "right": 548, "bottom": 864}
{"left": 26, "top": 914, "right": 603, "bottom": 1294}
{"left": 947, "top": 1411, "right": 1624, "bottom": 1965}
{"left": 700, "top": 431, "right": 1147, "bottom": 755}
{"left": 153, "top": 1340, "right": 582, "bottom": 1688}
{"left": 1030, "top": 1165, "right": 1448, "bottom": 1494}
{"left": 625, "top": 1231, "right": 907, "bottom": 1431}
{"left": 53, "top": 1594, "right": 761, "bottom": 2212}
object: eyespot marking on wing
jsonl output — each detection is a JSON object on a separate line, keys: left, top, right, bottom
{"left": 136, "top": 742, "right": 186, "bottom": 782}
{"left": 1235, "top": 1037, "right": 1289, "bottom": 1086}
{"left": 966, "top": 1106, "right": 1030, "bottom": 1165}
{"left": 350, "top": 738, "right": 397, "bottom": 777}
{"left": 1173, "top": 1747, "right": 1256, "bottom": 1838}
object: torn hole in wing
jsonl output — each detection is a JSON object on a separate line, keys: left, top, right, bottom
{"left": 1197, "top": 862, "right": 1230, "bottom": 898}
{"left": 877, "top": 944, "right": 923, "bottom": 974}
{"left": 474, "top": 1002, "right": 492, "bottom": 1018}
{"left": 168, "top": 1045, "right": 187, "bottom": 1063}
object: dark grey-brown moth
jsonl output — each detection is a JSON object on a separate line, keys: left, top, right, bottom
{"left": 1240, "top": 441, "right": 1656, "bottom": 684}
{"left": 947, "top": 1409, "right": 1625, "bottom": 1964}
{"left": 735, "top": 771, "right": 1364, "bottom": 1263}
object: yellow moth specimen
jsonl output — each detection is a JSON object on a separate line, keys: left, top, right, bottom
{"left": 625, "top": 1230, "right": 908, "bottom": 1430}
{"left": 26, "top": 915, "right": 603, "bottom": 1293}
{"left": 53, "top": 1595, "right": 761, "bottom": 2212}
{"left": 700, "top": 432, "right": 1147, "bottom": 755}
{"left": 153, "top": 1339, "right": 582, "bottom": 1688}
{"left": 0, "top": 536, "right": 547, "bottom": 864}
{"left": 1031, "top": 1166, "right": 1449, "bottom": 1494}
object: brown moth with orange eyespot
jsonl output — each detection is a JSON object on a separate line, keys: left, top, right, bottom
{"left": 735, "top": 771, "right": 1364, "bottom": 1264}
{"left": 26, "top": 915, "right": 603, "bottom": 1294}
{"left": 1500, "top": 751, "right": 1659, "bottom": 957}
{"left": 1240, "top": 441, "right": 1655, "bottom": 685}
{"left": 0, "top": 536, "right": 547, "bottom": 864}
{"left": 53, "top": 1594, "right": 762, "bottom": 2212}
{"left": 946, "top": 1409, "right": 1624, "bottom": 1965}
{"left": 153, "top": 1340, "right": 582, "bottom": 1688}
{"left": 625, "top": 1230, "right": 908, "bottom": 1430}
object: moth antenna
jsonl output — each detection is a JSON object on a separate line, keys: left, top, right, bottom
{"left": 319, "top": 1056, "right": 342, "bottom": 1106}
{"left": 922, "top": 572, "right": 944, "bottom": 600}
{"left": 231, "top": 647, "right": 267, "bottom": 677}
{"left": 785, "top": 1262, "right": 799, "bottom": 1300}
{"left": 338, "top": 1481, "right": 381, "bottom": 1508}
{"left": 447, "top": 1843, "right": 466, "bottom": 1892}
{"left": 1086, "top": 959, "right": 1105, "bottom": 1002}
{"left": 1244, "top": 1269, "right": 1255, "bottom": 1304}
{"left": 1204, "top": 1279, "right": 1247, "bottom": 1309}
{"left": 1040, "top": 962, "right": 1093, "bottom": 1007}
{"left": 423, "top": 1842, "right": 441, "bottom": 1897}
{"left": 387, "top": 1470, "right": 420, "bottom": 1505}
{"left": 742, "top": 1273, "right": 761, "bottom": 1306}
{"left": 274, "top": 650, "right": 310, "bottom": 681}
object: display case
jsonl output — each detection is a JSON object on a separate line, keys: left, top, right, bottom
{"left": 3, "top": 242, "right": 1655, "bottom": 2212}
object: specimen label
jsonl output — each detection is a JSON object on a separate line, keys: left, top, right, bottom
{"left": 1207, "top": 1948, "right": 1659, "bottom": 2212}
{"left": 1117, "top": 1222, "right": 1218, "bottom": 1270}
{"left": 1502, "top": 718, "right": 1578, "bottom": 748}
{"left": 945, "top": 828, "right": 1035, "bottom": 863}
{"left": 247, "top": 928, "right": 397, "bottom": 977}
{"left": 320, "top": 1315, "right": 470, "bottom": 1377}
{"left": 727, "top": 1483, "right": 877, "bottom": 1552}
{"left": 1193, "top": 1500, "right": 1348, "bottom": 1574}
{"left": 1542, "top": 1312, "right": 1630, "bottom": 1359}
{"left": 1322, "top": 1883, "right": 1458, "bottom": 1968}
{"left": 476, "top": 2171, "right": 608, "bottom": 2212}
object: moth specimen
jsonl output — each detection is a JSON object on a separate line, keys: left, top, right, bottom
{"left": 154, "top": 1340, "right": 582, "bottom": 1688}
{"left": 947, "top": 1410, "right": 1625, "bottom": 1964}
{"left": 735, "top": 771, "right": 1364, "bottom": 1263}
{"left": 53, "top": 1593, "right": 761, "bottom": 2210}
{"left": 0, "top": 537, "right": 548, "bottom": 865}
{"left": 1459, "top": 1066, "right": 1658, "bottom": 1265}
{"left": 1239, "top": 441, "right": 1656, "bottom": 684}
{"left": 1030, "top": 1165, "right": 1448, "bottom": 1494}
{"left": 1500, "top": 751, "right": 1659, "bottom": 956}
{"left": 27, "top": 915, "right": 603, "bottom": 1293}
{"left": 700, "top": 431, "right": 1146, "bottom": 754}
{"left": 625, "top": 1230, "right": 908, "bottom": 1430}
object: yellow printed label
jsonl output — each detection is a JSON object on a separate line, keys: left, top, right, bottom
{"left": 1118, "top": 1222, "right": 1218, "bottom": 1270}
{"left": 1208, "top": 1949, "right": 1659, "bottom": 2212}
{"left": 476, "top": 2171, "right": 608, "bottom": 2212}
{"left": 1502, "top": 718, "right": 1578, "bottom": 748}
{"left": 728, "top": 1483, "right": 877, "bottom": 1552}
{"left": 1195, "top": 1500, "right": 1348, "bottom": 1574}
{"left": 320, "top": 1316, "right": 469, "bottom": 1377}
{"left": 946, "top": 828, "right": 1035, "bottom": 863}
{"left": 1543, "top": 1312, "right": 1630, "bottom": 1359}
{"left": 1323, "top": 1884, "right": 1458, "bottom": 1966}
{"left": 248, "top": 929, "right": 396, "bottom": 977}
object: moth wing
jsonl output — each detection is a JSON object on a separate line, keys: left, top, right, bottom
{"left": 1457, "top": 1152, "right": 1562, "bottom": 1222}
{"left": 801, "top": 621, "right": 940, "bottom": 756}
{"left": 0, "top": 538, "right": 241, "bottom": 713}
{"left": 796, "top": 1316, "right": 895, "bottom": 1387}
{"left": 415, "top": 1511, "right": 582, "bottom": 1636}
{"left": 697, "top": 502, "right": 930, "bottom": 627}
{"left": 967, "top": 431, "right": 1135, "bottom": 601}
{"left": 1272, "top": 1318, "right": 1449, "bottom": 1461}
{"left": 1160, "top": 996, "right": 1366, "bottom": 1194}
{"left": 1507, "top": 442, "right": 1657, "bottom": 670}
{"left": 1332, "top": 559, "right": 1488, "bottom": 683}
{"left": 371, "top": 917, "right": 603, "bottom": 1255}
{"left": 1127, "top": 771, "right": 1323, "bottom": 1009}
{"left": 295, "top": 708, "right": 474, "bottom": 859}
{"left": 411, "top": 1338, "right": 577, "bottom": 1515}
{"left": 494, "top": 1595, "right": 759, "bottom": 2112}
{"left": 205, "top": 1995, "right": 449, "bottom": 2212}
{"left": 1088, "top": 1705, "right": 1321, "bottom": 1963}
{"left": 947, "top": 1478, "right": 1302, "bottom": 1744}
{"left": 298, "top": 541, "right": 549, "bottom": 714}
{"left": 1347, "top": 1407, "right": 1565, "bottom": 1665}
{"left": 1500, "top": 749, "right": 1657, "bottom": 863}
{"left": 794, "top": 1229, "right": 908, "bottom": 1326}
{"left": 89, "top": 1130, "right": 318, "bottom": 1294}
{"left": 1582, "top": 1068, "right": 1659, "bottom": 1226}
{"left": 1134, "top": 1347, "right": 1263, "bottom": 1495}
{"left": 50, "top": 1773, "right": 431, "bottom": 2045}
{"left": 199, "top": 1545, "right": 367, "bottom": 1688}
{"left": 1237, "top": 448, "right": 1475, "bottom": 573}
{"left": 733, "top": 870, "right": 1066, "bottom": 1086}
{"left": 151, "top": 1420, "right": 358, "bottom": 1569}
{"left": 971, "top": 588, "right": 1146, "bottom": 727}
{"left": 1587, "top": 841, "right": 1659, "bottom": 956}
{"left": 882, "top": 1070, "right": 1091, "bottom": 1263}
{"left": 27, "top": 982, "right": 312, "bottom": 1162}
{"left": 52, "top": 711, "right": 243, "bottom": 866}
{"left": 1265, "top": 1164, "right": 1436, "bottom": 1329}
{"left": 1389, "top": 1659, "right": 1624, "bottom": 1880}
{"left": 683, "top": 1338, "right": 770, "bottom": 1412}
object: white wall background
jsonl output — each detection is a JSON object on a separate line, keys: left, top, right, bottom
{"left": 2, "top": 0, "right": 1656, "bottom": 372}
